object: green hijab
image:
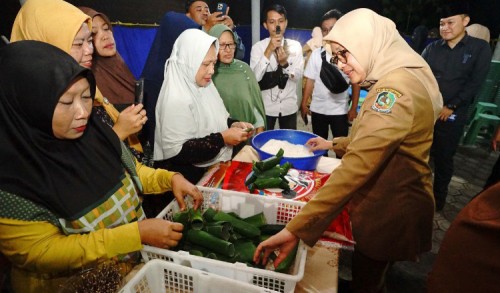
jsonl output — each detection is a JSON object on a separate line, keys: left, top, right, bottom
{"left": 208, "top": 24, "right": 266, "bottom": 129}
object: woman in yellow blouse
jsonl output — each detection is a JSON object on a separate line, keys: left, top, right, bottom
{"left": 0, "top": 40, "right": 201, "bottom": 293}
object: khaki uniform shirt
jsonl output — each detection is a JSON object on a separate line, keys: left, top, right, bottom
{"left": 287, "top": 68, "right": 435, "bottom": 261}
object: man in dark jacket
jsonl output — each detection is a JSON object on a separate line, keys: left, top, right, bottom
{"left": 422, "top": 1, "right": 491, "bottom": 211}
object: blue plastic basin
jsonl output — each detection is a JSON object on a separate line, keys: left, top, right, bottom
{"left": 251, "top": 129, "right": 327, "bottom": 171}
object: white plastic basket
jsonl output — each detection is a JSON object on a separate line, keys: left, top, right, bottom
{"left": 120, "top": 259, "right": 278, "bottom": 293}
{"left": 141, "top": 186, "right": 307, "bottom": 293}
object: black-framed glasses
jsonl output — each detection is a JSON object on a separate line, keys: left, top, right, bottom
{"left": 219, "top": 43, "right": 237, "bottom": 51}
{"left": 330, "top": 49, "right": 349, "bottom": 65}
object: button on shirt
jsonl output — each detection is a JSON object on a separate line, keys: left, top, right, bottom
{"left": 250, "top": 38, "right": 304, "bottom": 117}
{"left": 304, "top": 47, "right": 350, "bottom": 115}
{"left": 422, "top": 34, "right": 491, "bottom": 110}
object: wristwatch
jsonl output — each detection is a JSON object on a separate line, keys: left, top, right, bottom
{"left": 446, "top": 104, "right": 457, "bottom": 110}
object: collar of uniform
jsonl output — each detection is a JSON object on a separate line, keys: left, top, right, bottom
{"left": 438, "top": 33, "right": 469, "bottom": 48}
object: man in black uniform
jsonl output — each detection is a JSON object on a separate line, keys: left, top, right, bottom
{"left": 422, "top": 1, "right": 491, "bottom": 211}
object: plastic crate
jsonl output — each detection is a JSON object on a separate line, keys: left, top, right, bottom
{"left": 141, "top": 186, "right": 307, "bottom": 293}
{"left": 120, "top": 259, "right": 278, "bottom": 293}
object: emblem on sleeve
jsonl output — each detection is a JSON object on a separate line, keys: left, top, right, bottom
{"left": 371, "top": 88, "right": 401, "bottom": 113}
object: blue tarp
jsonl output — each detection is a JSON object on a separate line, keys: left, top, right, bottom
{"left": 112, "top": 26, "right": 157, "bottom": 79}
{"left": 113, "top": 24, "right": 312, "bottom": 78}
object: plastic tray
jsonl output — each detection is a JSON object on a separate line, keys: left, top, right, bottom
{"left": 141, "top": 186, "right": 307, "bottom": 293}
{"left": 120, "top": 259, "right": 278, "bottom": 293}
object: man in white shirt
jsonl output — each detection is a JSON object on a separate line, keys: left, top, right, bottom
{"left": 250, "top": 4, "right": 304, "bottom": 130}
{"left": 300, "top": 9, "right": 360, "bottom": 140}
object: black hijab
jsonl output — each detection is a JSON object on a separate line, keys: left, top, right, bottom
{"left": 0, "top": 41, "right": 124, "bottom": 220}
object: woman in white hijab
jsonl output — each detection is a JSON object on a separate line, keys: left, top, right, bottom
{"left": 154, "top": 29, "right": 253, "bottom": 183}
{"left": 254, "top": 9, "right": 442, "bottom": 292}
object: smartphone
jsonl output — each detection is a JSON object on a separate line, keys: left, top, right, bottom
{"left": 134, "top": 78, "right": 144, "bottom": 105}
{"left": 276, "top": 25, "right": 281, "bottom": 35}
{"left": 216, "top": 2, "right": 227, "bottom": 16}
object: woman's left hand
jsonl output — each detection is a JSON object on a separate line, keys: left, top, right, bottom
{"left": 171, "top": 174, "right": 203, "bottom": 210}
{"left": 253, "top": 228, "right": 299, "bottom": 268}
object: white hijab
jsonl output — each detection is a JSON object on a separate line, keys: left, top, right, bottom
{"left": 154, "top": 29, "right": 232, "bottom": 167}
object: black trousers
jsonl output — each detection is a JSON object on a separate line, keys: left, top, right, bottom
{"left": 311, "top": 112, "right": 349, "bottom": 139}
{"left": 351, "top": 250, "right": 392, "bottom": 293}
{"left": 266, "top": 113, "right": 297, "bottom": 130}
{"left": 430, "top": 116, "right": 467, "bottom": 210}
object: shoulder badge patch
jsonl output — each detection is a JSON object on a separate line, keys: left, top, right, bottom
{"left": 371, "top": 88, "right": 402, "bottom": 113}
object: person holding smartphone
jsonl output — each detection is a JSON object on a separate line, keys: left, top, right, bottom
{"left": 202, "top": 2, "right": 246, "bottom": 60}
{"left": 250, "top": 4, "right": 304, "bottom": 130}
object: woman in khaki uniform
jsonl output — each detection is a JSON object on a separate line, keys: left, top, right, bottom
{"left": 254, "top": 8, "right": 443, "bottom": 292}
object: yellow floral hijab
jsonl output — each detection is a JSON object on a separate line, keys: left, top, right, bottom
{"left": 324, "top": 8, "right": 442, "bottom": 121}
{"left": 11, "top": 0, "right": 142, "bottom": 152}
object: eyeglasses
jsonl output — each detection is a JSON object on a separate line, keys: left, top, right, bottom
{"left": 219, "top": 43, "right": 237, "bottom": 51}
{"left": 330, "top": 49, "right": 349, "bottom": 65}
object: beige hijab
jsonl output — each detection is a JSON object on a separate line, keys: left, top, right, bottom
{"left": 306, "top": 27, "right": 323, "bottom": 51}
{"left": 11, "top": 0, "right": 142, "bottom": 152}
{"left": 324, "top": 8, "right": 442, "bottom": 121}
{"left": 466, "top": 24, "right": 490, "bottom": 43}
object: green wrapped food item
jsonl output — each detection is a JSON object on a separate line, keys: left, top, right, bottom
{"left": 254, "top": 148, "right": 284, "bottom": 171}
{"left": 172, "top": 209, "right": 190, "bottom": 227}
{"left": 243, "top": 212, "right": 267, "bottom": 228}
{"left": 254, "top": 177, "right": 283, "bottom": 189}
{"left": 202, "top": 207, "right": 217, "bottom": 222}
{"left": 274, "top": 243, "right": 299, "bottom": 273}
{"left": 260, "top": 224, "right": 286, "bottom": 236}
{"left": 186, "top": 229, "right": 235, "bottom": 257}
{"left": 203, "top": 221, "right": 232, "bottom": 241}
{"left": 233, "top": 240, "right": 257, "bottom": 263}
{"left": 189, "top": 208, "right": 204, "bottom": 230}
{"left": 213, "top": 211, "right": 261, "bottom": 238}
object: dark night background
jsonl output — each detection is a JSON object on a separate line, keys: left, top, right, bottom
{"left": 1, "top": 0, "right": 499, "bottom": 39}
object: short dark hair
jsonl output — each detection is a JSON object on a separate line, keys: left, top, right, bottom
{"left": 185, "top": 0, "right": 207, "bottom": 13}
{"left": 263, "top": 4, "right": 287, "bottom": 23}
{"left": 321, "top": 9, "right": 343, "bottom": 24}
